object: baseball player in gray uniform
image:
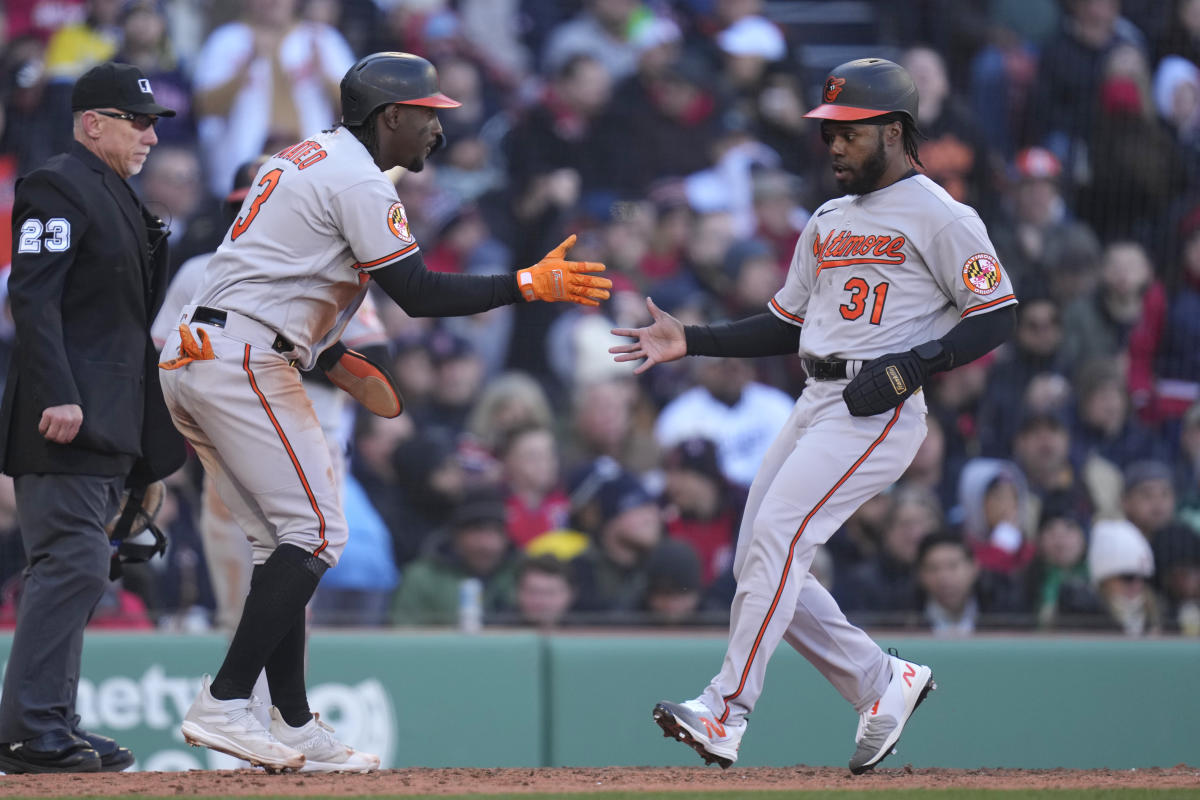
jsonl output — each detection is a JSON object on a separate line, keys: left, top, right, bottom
{"left": 612, "top": 58, "right": 1017, "bottom": 773}
{"left": 159, "top": 52, "right": 609, "bottom": 772}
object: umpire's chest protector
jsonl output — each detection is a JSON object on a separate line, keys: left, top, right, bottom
{"left": 0, "top": 142, "right": 185, "bottom": 478}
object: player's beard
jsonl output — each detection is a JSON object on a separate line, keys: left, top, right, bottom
{"left": 835, "top": 129, "right": 888, "bottom": 195}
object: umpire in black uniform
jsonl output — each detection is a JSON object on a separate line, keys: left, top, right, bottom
{"left": 0, "top": 62, "right": 186, "bottom": 773}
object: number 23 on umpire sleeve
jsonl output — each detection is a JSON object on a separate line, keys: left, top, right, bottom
{"left": 230, "top": 168, "right": 283, "bottom": 241}
{"left": 839, "top": 277, "right": 889, "bottom": 325}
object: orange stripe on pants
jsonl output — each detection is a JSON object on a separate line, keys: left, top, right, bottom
{"left": 719, "top": 402, "right": 905, "bottom": 723}
{"left": 241, "top": 345, "right": 329, "bottom": 557}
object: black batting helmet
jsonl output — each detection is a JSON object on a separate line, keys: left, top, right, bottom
{"left": 340, "top": 52, "right": 461, "bottom": 127}
{"left": 804, "top": 58, "right": 918, "bottom": 124}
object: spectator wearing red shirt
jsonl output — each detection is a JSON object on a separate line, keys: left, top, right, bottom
{"left": 500, "top": 423, "right": 570, "bottom": 548}
{"left": 660, "top": 437, "right": 745, "bottom": 587}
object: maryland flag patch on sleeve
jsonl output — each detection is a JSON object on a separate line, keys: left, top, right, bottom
{"left": 962, "top": 253, "right": 1002, "bottom": 295}
{"left": 387, "top": 201, "right": 414, "bottom": 243}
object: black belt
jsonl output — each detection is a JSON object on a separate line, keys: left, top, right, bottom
{"left": 192, "top": 306, "right": 295, "bottom": 354}
{"left": 805, "top": 358, "right": 848, "bottom": 380}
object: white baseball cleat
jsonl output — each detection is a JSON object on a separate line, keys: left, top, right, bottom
{"left": 652, "top": 699, "right": 745, "bottom": 769}
{"left": 180, "top": 675, "right": 305, "bottom": 772}
{"left": 268, "top": 707, "right": 381, "bottom": 773}
{"left": 848, "top": 653, "right": 936, "bottom": 774}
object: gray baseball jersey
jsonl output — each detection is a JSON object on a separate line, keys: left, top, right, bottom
{"left": 159, "top": 128, "right": 414, "bottom": 568}
{"left": 692, "top": 174, "right": 1016, "bottom": 733}
{"left": 190, "top": 127, "right": 419, "bottom": 370}
{"left": 768, "top": 173, "right": 1016, "bottom": 359}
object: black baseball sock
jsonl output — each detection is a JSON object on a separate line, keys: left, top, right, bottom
{"left": 210, "top": 544, "right": 327, "bottom": 702}
{"left": 266, "top": 607, "right": 312, "bottom": 728}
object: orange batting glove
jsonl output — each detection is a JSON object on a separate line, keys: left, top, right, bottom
{"left": 516, "top": 234, "right": 611, "bottom": 307}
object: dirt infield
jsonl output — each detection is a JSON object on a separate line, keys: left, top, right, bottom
{"left": 0, "top": 765, "right": 1197, "bottom": 796}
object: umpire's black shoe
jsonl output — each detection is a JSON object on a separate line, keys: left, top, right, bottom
{"left": 0, "top": 730, "right": 102, "bottom": 773}
{"left": 74, "top": 728, "right": 135, "bottom": 772}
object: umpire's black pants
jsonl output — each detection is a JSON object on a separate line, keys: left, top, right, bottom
{"left": 0, "top": 474, "right": 122, "bottom": 744}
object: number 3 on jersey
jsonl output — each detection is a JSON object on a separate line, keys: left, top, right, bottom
{"left": 839, "top": 277, "right": 889, "bottom": 325}
{"left": 230, "top": 168, "right": 283, "bottom": 241}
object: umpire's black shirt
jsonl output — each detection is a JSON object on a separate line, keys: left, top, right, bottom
{"left": 0, "top": 141, "right": 185, "bottom": 480}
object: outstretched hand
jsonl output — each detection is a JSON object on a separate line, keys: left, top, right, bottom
{"left": 517, "top": 234, "right": 612, "bottom": 306}
{"left": 609, "top": 297, "right": 687, "bottom": 374}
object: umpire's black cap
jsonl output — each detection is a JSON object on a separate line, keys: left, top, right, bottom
{"left": 72, "top": 61, "right": 176, "bottom": 116}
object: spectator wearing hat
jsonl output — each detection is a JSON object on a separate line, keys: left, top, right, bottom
{"left": 392, "top": 486, "right": 521, "bottom": 626}
{"left": 1121, "top": 459, "right": 1194, "bottom": 557}
{"left": 641, "top": 537, "right": 705, "bottom": 625}
{"left": 988, "top": 146, "right": 1102, "bottom": 299}
{"left": 1152, "top": 55, "right": 1200, "bottom": 193}
{"left": 1087, "top": 518, "right": 1161, "bottom": 635}
{"left": 569, "top": 472, "right": 664, "bottom": 618}
{"left": 420, "top": 329, "right": 487, "bottom": 439}
{"left": 660, "top": 437, "right": 745, "bottom": 589}
{"left": 0, "top": 61, "right": 185, "bottom": 773}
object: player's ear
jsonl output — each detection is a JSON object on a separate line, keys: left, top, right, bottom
{"left": 380, "top": 103, "right": 403, "bottom": 131}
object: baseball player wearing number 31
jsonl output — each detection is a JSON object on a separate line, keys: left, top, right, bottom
{"left": 612, "top": 58, "right": 1017, "bottom": 773}
{"left": 159, "top": 52, "right": 609, "bottom": 772}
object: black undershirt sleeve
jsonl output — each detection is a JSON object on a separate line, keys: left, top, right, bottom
{"left": 683, "top": 312, "right": 801, "bottom": 358}
{"left": 369, "top": 250, "right": 522, "bottom": 317}
{"left": 933, "top": 305, "right": 1016, "bottom": 372}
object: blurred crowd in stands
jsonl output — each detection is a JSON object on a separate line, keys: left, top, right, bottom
{"left": 1, "top": 0, "right": 1199, "bottom": 636}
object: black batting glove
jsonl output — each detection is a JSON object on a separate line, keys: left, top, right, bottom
{"left": 842, "top": 350, "right": 930, "bottom": 417}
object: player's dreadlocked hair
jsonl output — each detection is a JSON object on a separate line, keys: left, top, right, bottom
{"left": 343, "top": 106, "right": 384, "bottom": 158}
{"left": 863, "top": 112, "right": 925, "bottom": 169}
{"left": 900, "top": 115, "right": 925, "bottom": 170}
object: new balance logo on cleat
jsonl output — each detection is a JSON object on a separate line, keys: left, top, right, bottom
{"left": 652, "top": 700, "right": 744, "bottom": 769}
{"left": 848, "top": 655, "right": 936, "bottom": 775}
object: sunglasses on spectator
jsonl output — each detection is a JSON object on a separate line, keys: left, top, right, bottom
{"left": 1113, "top": 573, "right": 1145, "bottom": 583}
{"left": 94, "top": 110, "right": 159, "bottom": 131}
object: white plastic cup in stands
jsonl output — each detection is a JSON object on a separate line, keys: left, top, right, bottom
{"left": 458, "top": 577, "right": 483, "bottom": 633}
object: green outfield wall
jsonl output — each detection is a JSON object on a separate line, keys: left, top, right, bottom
{"left": 0, "top": 632, "right": 1194, "bottom": 771}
